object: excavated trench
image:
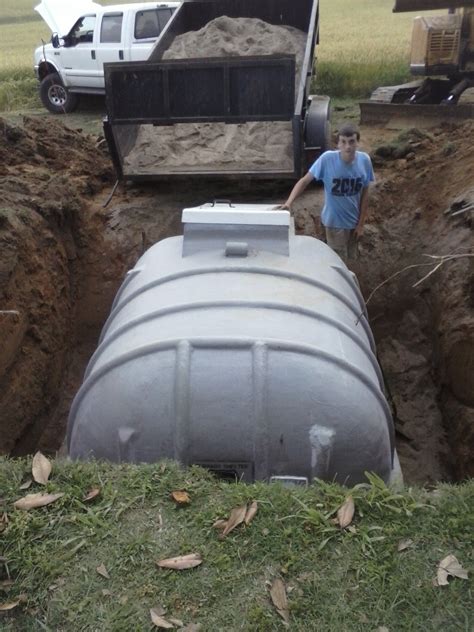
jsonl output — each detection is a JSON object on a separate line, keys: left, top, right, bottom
{"left": 0, "top": 116, "right": 472, "bottom": 485}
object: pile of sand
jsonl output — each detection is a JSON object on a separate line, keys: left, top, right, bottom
{"left": 123, "top": 16, "right": 307, "bottom": 174}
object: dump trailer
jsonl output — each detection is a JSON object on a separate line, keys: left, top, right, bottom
{"left": 361, "top": 0, "right": 474, "bottom": 125}
{"left": 103, "top": 0, "right": 330, "bottom": 180}
{"left": 68, "top": 203, "right": 401, "bottom": 486}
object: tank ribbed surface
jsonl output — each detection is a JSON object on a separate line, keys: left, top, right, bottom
{"left": 68, "top": 206, "right": 395, "bottom": 485}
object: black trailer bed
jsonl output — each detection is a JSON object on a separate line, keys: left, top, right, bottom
{"left": 103, "top": 0, "right": 322, "bottom": 180}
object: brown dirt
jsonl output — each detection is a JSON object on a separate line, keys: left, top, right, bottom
{"left": 0, "top": 113, "right": 472, "bottom": 485}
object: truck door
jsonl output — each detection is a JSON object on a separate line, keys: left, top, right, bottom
{"left": 127, "top": 7, "right": 177, "bottom": 61}
{"left": 59, "top": 14, "right": 101, "bottom": 89}
{"left": 95, "top": 12, "right": 125, "bottom": 88}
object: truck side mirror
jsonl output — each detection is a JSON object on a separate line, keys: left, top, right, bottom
{"left": 51, "top": 33, "right": 60, "bottom": 48}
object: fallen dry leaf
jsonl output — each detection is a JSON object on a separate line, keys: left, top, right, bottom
{"left": 0, "top": 600, "right": 20, "bottom": 611}
{"left": 150, "top": 608, "right": 175, "bottom": 628}
{"left": 244, "top": 501, "right": 258, "bottom": 525}
{"left": 31, "top": 451, "right": 52, "bottom": 485}
{"left": 397, "top": 538, "right": 414, "bottom": 552}
{"left": 152, "top": 605, "right": 166, "bottom": 617}
{"left": 169, "top": 618, "right": 184, "bottom": 626}
{"left": 436, "top": 554, "right": 469, "bottom": 586}
{"left": 269, "top": 577, "right": 290, "bottom": 624}
{"left": 222, "top": 504, "right": 247, "bottom": 537}
{"left": 156, "top": 553, "right": 202, "bottom": 570}
{"left": 83, "top": 488, "right": 101, "bottom": 502}
{"left": 212, "top": 519, "right": 227, "bottom": 530}
{"left": 101, "top": 589, "right": 112, "bottom": 596}
{"left": 182, "top": 625, "right": 201, "bottom": 632}
{"left": 19, "top": 479, "right": 32, "bottom": 491}
{"left": 171, "top": 490, "right": 191, "bottom": 505}
{"left": 13, "top": 492, "right": 64, "bottom": 511}
{"left": 96, "top": 563, "right": 110, "bottom": 579}
{"left": 0, "top": 579, "right": 14, "bottom": 588}
{"left": 336, "top": 496, "right": 355, "bottom": 529}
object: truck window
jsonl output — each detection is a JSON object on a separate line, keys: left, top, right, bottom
{"left": 101, "top": 13, "right": 123, "bottom": 43}
{"left": 135, "top": 8, "right": 175, "bottom": 40}
{"left": 65, "top": 15, "right": 96, "bottom": 47}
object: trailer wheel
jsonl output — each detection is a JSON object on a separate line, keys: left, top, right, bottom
{"left": 304, "top": 95, "right": 331, "bottom": 167}
{"left": 40, "top": 73, "right": 79, "bottom": 114}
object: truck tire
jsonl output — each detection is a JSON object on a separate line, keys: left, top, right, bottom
{"left": 304, "top": 95, "right": 331, "bottom": 154}
{"left": 40, "top": 73, "right": 79, "bottom": 114}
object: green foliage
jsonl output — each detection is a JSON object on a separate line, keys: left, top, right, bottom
{"left": 315, "top": 60, "right": 410, "bottom": 98}
{"left": 0, "top": 73, "right": 39, "bottom": 111}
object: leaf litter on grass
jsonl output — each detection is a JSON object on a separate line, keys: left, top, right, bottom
{"left": 221, "top": 504, "right": 247, "bottom": 537}
{"left": 156, "top": 553, "right": 203, "bottom": 570}
{"left": 2, "top": 458, "right": 473, "bottom": 630}
{"left": 214, "top": 501, "right": 258, "bottom": 537}
{"left": 31, "top": 451, "right": 52, "bottom": 485}
{"left": 96, "top": 563, "right": 110, "bottom": 579}
{"left": 269, "top": 577, "right": 290, "bottom": 625}
{"left": 435, "top": 554, "right": 469, "bottom": 586}
{"left": 336, "top": 496, "right": 355, "bottom": 529}
{"left": 13, "top": 492, "right": 63, "bottom": 510}
{"left": 150, "top": 608, "right": 175, "bottom": 629}
{"left": 171, "top": 490, "right": 191, "bottom": 505}
{"left": 83, "top": 487, "right": 101, "bottom": 502}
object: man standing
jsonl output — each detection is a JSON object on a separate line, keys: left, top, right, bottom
{"left": 281, "top": 123, "right": 374, "bottom": 261}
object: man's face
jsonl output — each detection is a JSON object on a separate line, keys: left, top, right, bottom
{"left": 337, "top": 133, "right": 358, "bottom": 162}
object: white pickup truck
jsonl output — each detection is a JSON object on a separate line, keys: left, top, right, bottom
{"left": 34, "top": 0, "right": 179, "bottom": 113}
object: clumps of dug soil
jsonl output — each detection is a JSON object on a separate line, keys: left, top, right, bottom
{"left": 359, "top": 121, "right": 474, "bottom": 483}
{"left": 0, "top": 116, "right": 113, "bottom": 455}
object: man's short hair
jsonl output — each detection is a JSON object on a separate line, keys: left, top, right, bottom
{"left": 337, "top": 123, "right": 360, "bottom": 141}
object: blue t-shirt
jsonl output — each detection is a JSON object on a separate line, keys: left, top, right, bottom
{"left": 309, "top": 151, "right": 374, "bottom": 229}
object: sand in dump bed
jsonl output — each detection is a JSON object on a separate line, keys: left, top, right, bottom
{"left": 123, "top": 16, "right": 307, "bottom": 174}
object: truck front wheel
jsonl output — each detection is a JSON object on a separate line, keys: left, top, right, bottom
{"left": 40, "top": 73, "right": 79, "bottom": 114}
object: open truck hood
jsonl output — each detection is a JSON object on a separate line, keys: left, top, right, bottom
{"left": 34, "top": 0, "right": 101, "bottom": 37}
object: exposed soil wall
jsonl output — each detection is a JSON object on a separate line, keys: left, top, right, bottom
{"left": 0, "top": 117, "right": 114, "bottom": 454}
{"left": 0, "top": 115, "right": 472, "bottom": 485}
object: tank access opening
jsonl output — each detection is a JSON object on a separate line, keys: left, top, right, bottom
{"left": 194, "top": 461, "right": 254, "bottom": 483}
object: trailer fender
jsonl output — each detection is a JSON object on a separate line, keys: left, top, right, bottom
{"left": 303, "top": 95, "right": 331, "bottom": 168}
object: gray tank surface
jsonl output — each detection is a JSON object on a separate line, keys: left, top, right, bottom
{"left": 68, "top": 202, "right": 398, "bottom": 485}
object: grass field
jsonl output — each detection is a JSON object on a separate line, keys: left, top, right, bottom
{"left": 316, "top": 0, "right": 420, "bottom": 96}
{"left": 0, "top": 1, "right": 442, "bottom": 107}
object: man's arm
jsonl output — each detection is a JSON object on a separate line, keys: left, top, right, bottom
{"left": 354, "top": 186, "right": 369, "bottom": 238}
{"left": 280, "top": 172, "right": 314, "bottom": 209}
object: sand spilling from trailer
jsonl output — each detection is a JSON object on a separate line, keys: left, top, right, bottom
{"left": 122, "top": 16, "right": 306, "bottom": 174}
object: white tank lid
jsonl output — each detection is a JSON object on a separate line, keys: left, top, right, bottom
{"left": 182, "top": 202, "right": 290, "bottom": 226}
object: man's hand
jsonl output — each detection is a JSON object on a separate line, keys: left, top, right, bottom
{"left": 273, "top": 203, "right": 290, "bottom": 210}
{"left": 354, "top": 224, "right": 364, "bottom": 239}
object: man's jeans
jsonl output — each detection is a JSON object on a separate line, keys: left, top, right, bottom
{"left": 325, "top": 227, "right": 359, "bottom": 261}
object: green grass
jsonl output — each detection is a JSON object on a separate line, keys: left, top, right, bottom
{"left": 1, "top": 458, "right": 473, "bottom": 631}
{"left": 314, "top": 0, "right": 443, "bottom": 97}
